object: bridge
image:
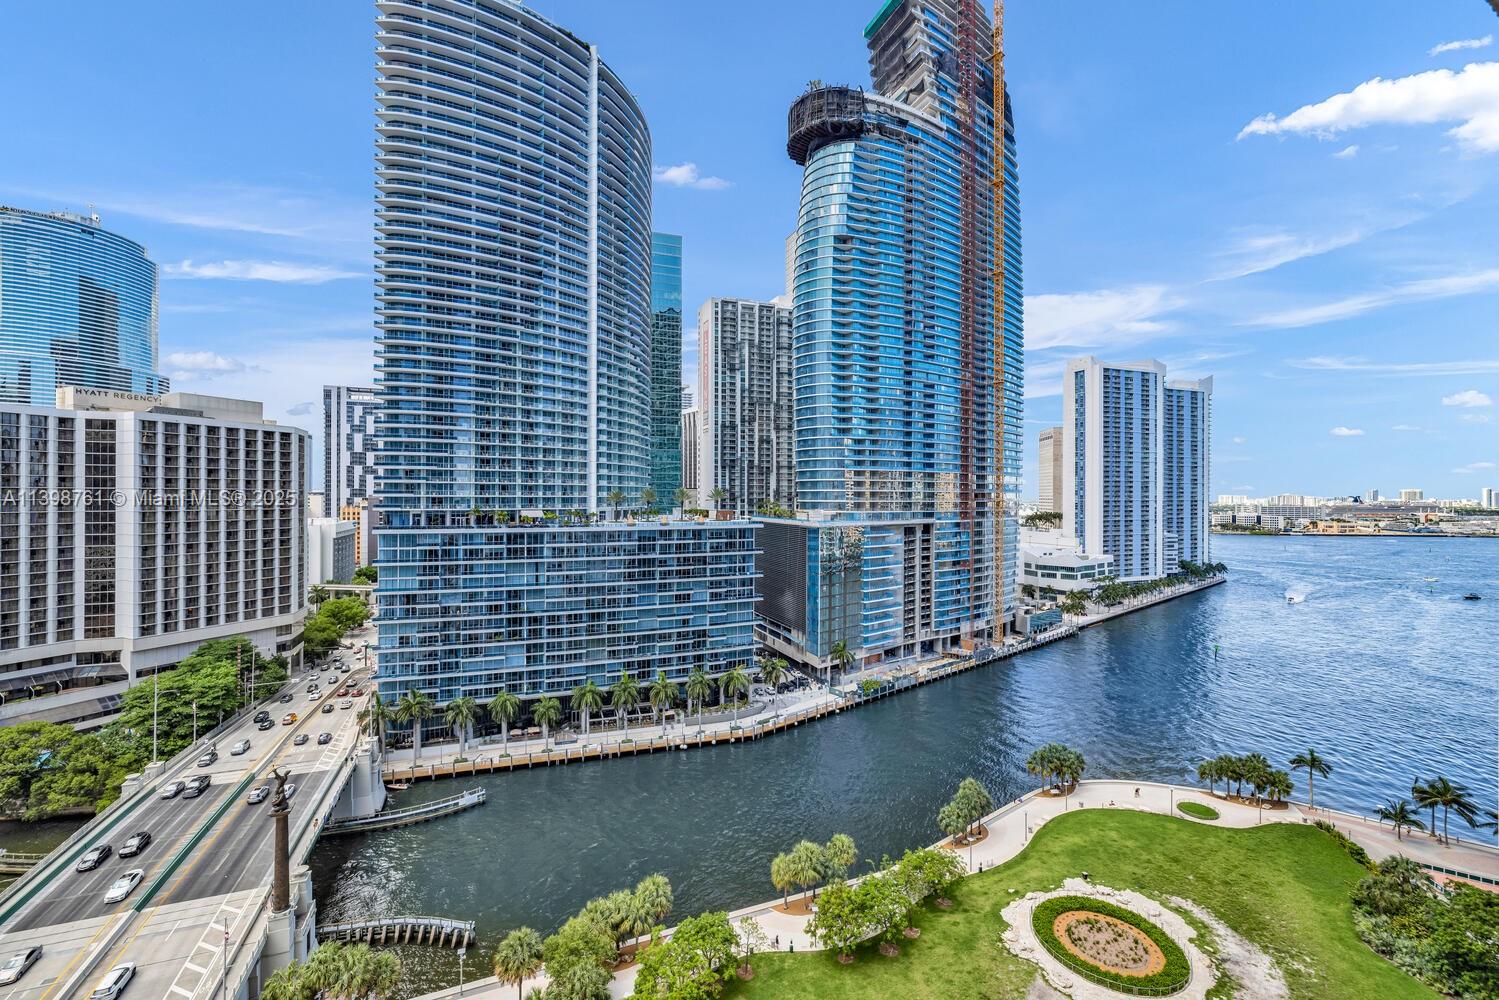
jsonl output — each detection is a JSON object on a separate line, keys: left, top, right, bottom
{"left": 323, "top": 788, "right": 485, "bottom": 835}
{"left": 0, "top": 620, "right": 422, "bottom": 999}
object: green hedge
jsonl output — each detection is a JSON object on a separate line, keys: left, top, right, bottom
{"left": 1031, "top": 895, "right": 1191, "bottom": 995}
{"left": 1176, "top": 801, "right": 1219, "bottom": 821}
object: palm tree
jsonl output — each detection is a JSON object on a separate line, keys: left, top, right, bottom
{"left": 493, "top": 926, "right": 544, "bottom": 1000}
{"left": 571, "top": 680, "right": 604, "bottom": 738}
{"left": 1374, "top": 798, "right": 1425, "bottom": 841}
{"left": 1422, "top": 776, "right": 1481, "bottom": 845}
{"left": 394, "top": 689, "right": 435, "bottom": 767}
{"left": 1026, "top": 745, "right": 1057, "bottom": 793}
{"left": 1265, "top": 769, "right": 1293, "bottom": 804}
{"left": 444, "top": 695, "right": 479, "bottom": 757}
{"left": 1411, "top": 778, "right": 1440, "bottom": 837}
{"left": 634, "top": 873, "right": 674, "bottom": 929}
{"left": 487, "top": 690, "right": 521, "bottom": 754}
{"left": 648, "top": 671, "right": 678, "bottom": 733}
{"left": 684, "top": 669, "right": 713, "bottom": 732}
{"left": 1197, "top": 758, "right": 1218, "bottom": 796}
{"left": 708, "top": 486, "right": 727, "bottom": 510}
{"left": 610, "top": 674, "right": 641, "bottom": 740}
{"left": 1289, "top": 749, "right": 1332, "bottom": 809}
{"left": 828, "top": 638, "right": 855, "bottom": 687}
{"left": 532, "top": 696, "right": 562, "bottom": 749}
{"left": 719, "top": 665, "right": 750, "bottom": 727}
{"left": 640, "top": 486, "right": 657, "bottom": 511}
{"left": 673, "top": 486, "right": 693, "bottom": 514}
{"left": 606, "top": 489, "right": 626, "bottom": 521}
{"left": 758, "top": 656, "right": 788, "bottom": 709}
{"left": 309, "top": 584, "right": 329, "bottom": 608}
{"left": 359, "top": 691, "right": 390, "bottom": 754}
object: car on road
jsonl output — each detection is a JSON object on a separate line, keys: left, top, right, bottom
{"left": 183, "top": 774, "right": 212, "bottom": 799}
{"left": 88, "top": 961, "right": 135, "bottom": 999}
{"left": 258, "top": 718, "right": 276, "bottom": 731}
{"left": 307, "top": 691, "right": 321, "bottom": 701}
{"left": 196, "top": 749, "right": 218, "bottom": 767}
{"left": 159, "top": 779, "right": 186, "bottom": 799}
{"left": 118, "top": 831, "right": 152, "bottom": 858}
{"left": 340, "top": 699, "right": 353, "bottom": 710}
{"left": 293, "top": 733, "right": 309, "bottom": 746}
{"left": 76, "top": 844, "right": 112, "bottom": 872}
{"left": 320, "top": 703, "right": 334, "bottom": 714}
{"left": 103, "top": 868, "right": 144, "bottom": 904}
{"left": 351, "top": 688, "right": 364, "bottom": 696}
{"left": 231, "top": 738, "right": 252, "bottom": 755}
{"left": 317, "top": 732, "right": 332, "bottom": 745}
{"left": 279, "top": 693, "right": 294, "bottom": 704}
{"left": 282, "top": 713, "right": 298, "bottom": 725}
{"left": 253, "top": 709, "right": 271, "bottom": 723}
{"left": 247, "top": 785, "right": 270, "bottom": 804}
{"left": 0, "top": 945, "right": 43, "bottom": 986}
{"left": 283, "top": 783, "right": 299, "bottom": 800}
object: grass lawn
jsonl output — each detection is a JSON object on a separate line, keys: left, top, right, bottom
{"left": 726, "top": 809, "right": 1437, "bottom": 1000}
{"left": 1177, "top": 800, "right": 1220, "bottom": 820}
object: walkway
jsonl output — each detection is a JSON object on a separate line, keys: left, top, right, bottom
{"left": 415, "top": 778, "right": 1498, "bottom": 1000}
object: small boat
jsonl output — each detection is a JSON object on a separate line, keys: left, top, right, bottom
{"left": 1286, "top": 594, "right": 1305, "bottom": 604}
{"left": 1462, "top": 593, "right": 1482, "bottom": 601}
{"left": 385, "top": 781, "right": 410, "bottom": 790}
{"left": 1423, "top": 576, "right": 1439, "bottom": 583}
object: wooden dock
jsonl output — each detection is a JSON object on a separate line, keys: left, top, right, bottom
{"left": 317, "top": 915, "right": 475, "bottom": 948}
{"left": 322, "top": 788, "right": 486, "bottom": 835}
{"left": 0, "top": 851, "right": 44, "bottom": 876}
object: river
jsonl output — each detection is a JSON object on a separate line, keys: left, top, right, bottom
{"left": 307, "top": 534, "right": 1499, "bottom": 995}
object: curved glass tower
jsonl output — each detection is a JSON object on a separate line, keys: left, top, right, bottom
{"left": 375, "top": 0, "right": 757, "bottom": 713}
{"left": 0, "top": 206, "right": 167, "bottom": 404}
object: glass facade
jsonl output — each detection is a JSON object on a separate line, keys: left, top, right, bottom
{"left": 1164, "top": 379, "right": 1212, "bottom": 566}
{"left": 649, "top": 232, "right": 683, "bottom": 501}
{"left": 0, "top": 206, "right": 167, "bottom": 404}
{"left": 374, "top": 0, "right": 756, "bottom": 714}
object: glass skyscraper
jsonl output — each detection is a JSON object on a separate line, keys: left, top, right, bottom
{"left": 759, "top": 0, "right": 1022, "bottom": 672}
{"left": 374, "top": 0, "right": 757, "bottom": 718}
{"left": 0, "top": 206, "right": 168, "bottom": 404}
{"left": 649, "top": 232, "right": 683, "bottom": 501}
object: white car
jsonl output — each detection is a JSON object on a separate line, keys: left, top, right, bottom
{"left": 159, "top": 779, "right": 186, "bottom": 799}
{"left": 89, "top": 962, "right": 135, "bottom": 999}
{"left": 103, "top": 869, "right": 145, "bottom": 904}
{"left": 230, "top": 739, "right": 251, "bottom": 755}
{"left": 0, "top": 946, "right": 42, "bottom": 986}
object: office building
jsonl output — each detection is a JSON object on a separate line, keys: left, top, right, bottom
{"left": 1065, "top": 357, "right": 1212, "bottom": 580}
{"left": 681, "top": 384, "right": 694, "bottom": 411}
{"left": 758, "top": 0, "right": 1021, "bottom": 673}
{"left": 1018, "top": 529, "right": 1114, "bottom": 593}
{"left": 680, "top": 407, "right": 700, "bottom": 495}
{"left": 308, "top": 518, "right": 357, "bottom": 585}
{"left": 1364, "top": 489, "right": 1380, "bottom": 503}
{"left": 650, "top": 233, "right": 684, "bottom": 501}
{"left": 0, "top": 206, "right": 169, "bottom": 405}
{"left": 0, "top": 387, "right": 308, "bottom": 728}
{"left": 339, "top": 499, "right": 377, "bottom": 569}
{"left": 1037, "top": 426, "right": 1063, "bottom": 511}
{"left": 374, "top": 0, "right": 758, "bottom": 714}
{"left": 306, "top": 490, "right": 326, "bottom": 519}
{"left": 1483, "top": 487, "right": 1495, "bottom": 509}
{"left": 1400, "top": 488, "right": 1424, "bottom": 502}
{"left": 323, "top": 385, "right": 377, "bottom": 512}
{"left": 697, "top": 297, "right": 794, "bottom": 515}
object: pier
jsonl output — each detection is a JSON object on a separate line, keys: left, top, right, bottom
{"left": 322, "top": 787, "right": 486, "bottom": 834}
{"left": 0, "top": 850, "right": 45, "bottom": 876}
{"left": 317, "top": 915, "right": 475, "bottom": 948}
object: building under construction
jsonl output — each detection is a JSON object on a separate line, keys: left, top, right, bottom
{"left": 758, "top": 0, "right": 1022, "bottom": 675}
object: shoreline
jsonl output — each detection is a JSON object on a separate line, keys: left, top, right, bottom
{"left": 1214, "top": 530, "right": 1498, "bottom": 540}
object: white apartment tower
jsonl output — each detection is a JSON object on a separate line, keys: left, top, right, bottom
{"left": 1164, "top": 376, "right": 1213, "bottom": 566}
{"left": 697, "top": 298, "right": 795, "bottom": 514}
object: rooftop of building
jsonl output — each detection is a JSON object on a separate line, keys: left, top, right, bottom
{"left": 46, "top": 386, "right": 282, "bottom": 425}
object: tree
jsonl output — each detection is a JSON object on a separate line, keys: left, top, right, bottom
{"left": 1374, "top": 798, "right": 1425, "bottom": 841}
{"left": 261, "top": 942, "right": 400, "bottom": 1000}
{"left": 735, "top": 917, "right": 770, "bottom": 978}
{"left": 1265, "top": 769, "right": 1293, "bottom": 804}
{"left": 543, "top": 912, "right": 617, "bottom": 988}
{"left": 444, "top": 695, "right": 479, "bottom": 757}
{"left": 634, "top": 873, "right": 675, "bottom": 933}
{"left": 786, "top": 840, "right": 826, "bottom": 900}
{"left": 610, "top": 674, "right": 641, "bottom": 740}
{"left": 770, "top": 853, "right": 796, "bottom": 907}
{"left": 640, "top": 487, "right": 657, "bottom": 511}
{"left": 607, "top": 489, "right": 626, "bottom": 521}
{"left": 533, "top": 697, "right": 562, "bottom": 749}
{"left": 309, "top": 584, "right": 330, "bottom": 608}
{"left": 672, "top": 487, "right": 693, "bottom": 514}
{"left": 493, "top": 926, "right": 544, "bottom": 1000}
{"left": 858, "top": 874, "right": 910, "bottom": 951}
{"left": 757, "top": 656, "right": 788, "bottom": 709}
{"left": 718, "top": 666, "right": 750, "bottom": 727}
{"left": 352, "top": 565, "right": 378, "bottom": 585}
{"left": 1426, "top": 886, "right": 1499, "bottom": 998}
{"left": 1288, "top": 748, "right": 1331, "bottom": 809}
{"left": 629, "top": 912, "right": 738, "bottom": 1000}
{"left": 828, "top": 639, "right": 855, "bottom": 684}
{"left": 824, "top": 832, "right": 857, "bottom": 882}
{"left": 684, "top": 670, "right": 713, "bottom": 732}
{"left": 1421, "top": 776, "right": 1481, "bottom": 845}
{"left": 954, "top": 777, "right": 994, "bottom": 837}
{"left": 1412, "top": 778, "right": 1441, "bottom": 839}
{"left": 707, "top": 486, "right": 727, "bottom": 510}
{"left": 1197, "top": 758, "right": 1219, "bottom": 795}
{"left": 571, "top": 680, "right": 605, "bottom": 738}
{"left": 488, "top": 690, "right": 521, "bottom": 754}
{"left": 394, "top": 689, "right": 435, "bottom": 766}
{"left": 647, "top": 672, "right": 678, "bottom": 734}
{"left": 805, "top": 881, "right": 869, "bottom": 961}
{"left": 360, "top": 692, "right": 390, "bottom": 755}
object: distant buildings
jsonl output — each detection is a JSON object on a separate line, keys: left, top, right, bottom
{"left": 650, "top": 233, "right": 684, "bottom": 501}
{"left": 1037, "top": 426, "right": 1062, "bottom": 511}
{"left": 1400, "top": 488, "right": 1424, "bottom": 502}
{"left": 0, "top": 388, "right": 308, "bottom": 728}
{"left": 306, "top": 491, "right": 326, "bottom": 519}
{"left": 1364, "top": 489, "right": 1380, "bottom": 503}
{"left": 680, "top": 407, "right": 700, "bottom": 495}
{"left": 696, "top": 297, "right": 794, "bottom": 515}
{"left": 308, "top": 518, "right": 357, "bottom": 584}
{"left": 757, "top": 0, "right": 1021, "bottom": 674}
{"left": 373, "top": 0, "right": 757, "bottom": 714}
{"left": 322, "top": 385, "right": 376, "bottom": 512}
{"left": 0, "top": 206, "right": 170, "bottom": 405}
{"left": 1485, "top": 487, "right": 1496, "bottom": 510}
{"left": 1063, "top": 357, "right": 1212, "bottom": 581}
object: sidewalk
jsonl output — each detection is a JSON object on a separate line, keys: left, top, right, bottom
{"left": 413, "top": 777, "right": 1498, "bottom": 1000}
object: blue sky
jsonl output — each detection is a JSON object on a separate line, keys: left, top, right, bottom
{"left": 3, "top": 1, "right": 1497, "bottom": 498}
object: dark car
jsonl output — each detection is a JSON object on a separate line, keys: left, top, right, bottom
{"left": 257, "top": 719, "right": 276, "bottom": 731}
{"left": 293, "top": 733, "right": 309, "bottom": 746}
{"left": 118, "top": 831, "right": 152, "bottom": 858}
{"left": 182, "top": 775, "right": 212, "bottom": 798}
{"left": 253, "top": 710, "right": 271, "bottom": 724}
{"left": 76, "top": 844, "right": 112, "bottom": 872}
{"left": 279, "top": 693, "right": 294, "bottom": 704}
{"left": 0, "top": 945, "right": 42, "bottom": 986}
{"left": 320, "top": 703, "right": 334, "bottom": 714}
{"left": 196, "top": 750, "right": 217, "bottom": 768}
{"left": 317, "top": 732, "right": 332, "bottom": 745}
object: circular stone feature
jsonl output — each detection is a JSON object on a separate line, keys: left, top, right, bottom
{"left": 1054, "top": 910, "right": 1165, "bottom": 976}
{"left": 1032, "top": 895, "right": 1192, "bottom": 994}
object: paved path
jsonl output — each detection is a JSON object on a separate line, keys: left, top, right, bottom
{"left": 415, "top": 778, "right": 1497, "bottom": 1000}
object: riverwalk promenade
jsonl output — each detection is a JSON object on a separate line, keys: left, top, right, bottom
{"left": 412, "top": 776, "right": 1498, "bottom": 999}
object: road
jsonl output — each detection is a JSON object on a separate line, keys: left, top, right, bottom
{"left": 0, "top": 624, "right": 378, "bottom": 1000}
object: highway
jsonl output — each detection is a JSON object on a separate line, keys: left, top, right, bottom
{"left": 0, "top": 623, "right": 377, "bottom": 1000}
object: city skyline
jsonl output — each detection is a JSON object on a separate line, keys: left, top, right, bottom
{"left": 1, "top": 1, "right": 1495, "bottom": 499}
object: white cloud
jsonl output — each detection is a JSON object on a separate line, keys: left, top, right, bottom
{"left": 165, "top": 259, "right": 362, "bottom": 284}
{"left": 1462, "top": 413, "right": 1492, "bottom": 424}
{"left": 1232, "top": 436, "right": 1247, "bottom": 444}
{"left": 286, "top": 401, "right": 316, "bottom": 416}
{"left": 1430, "top": 36, "right": 1492, "bottom": 57}
{"left": 1212, "top": 225, "right": 1383, "bottom": 280}
{"left": 651, "top": 163, "right": 731, "bottom": 190}
{"left": 163, "top": 350, "right": 260, "bottom": 380}
{"left": 1290, "top": 355, "right": 1499, "bottom": 376}
{"left": 1237, "top": 62, "right": 1499, "bottom": 154}
{"left": 1246, "top": 268, "right": 1499, "bottom": 328}
{"left": 1443, "top": 389, "right": 1493, "bottom": 407}
{"left": 1330, "top": 426, "right": 1365, "bottom": 437}
{"left": 1391, "top": 424, "right": 1424, "bottom": 432}
{"left": 1023, "top": 285, "right": 1182, "bottom": 351}
{"left": 1333, "top": 144, "right": 1360, "bottom": 158}
{"left": 1453, "top": 461, "right": 1497, "bottom": 473}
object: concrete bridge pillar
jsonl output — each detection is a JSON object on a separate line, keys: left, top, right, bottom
{"left": 330, "top": 736, "right": 388, "bottom": 821}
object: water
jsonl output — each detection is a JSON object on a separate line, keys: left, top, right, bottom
{"left": 308, "top": 535, "right": 1498, "bottom": 994}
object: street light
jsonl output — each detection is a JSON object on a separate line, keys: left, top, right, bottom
{"left": 457, "top": 945, "right": 467, "bottom": 995}
{"left": 151, "top": 682, "right": 185, "bottom": 763}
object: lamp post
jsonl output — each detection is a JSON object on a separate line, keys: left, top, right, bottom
{"left": 151, "top": 683, "right": 184, "bottom": 763}
{"left": 457, "top": 945, "right": 467, "bottom": 995}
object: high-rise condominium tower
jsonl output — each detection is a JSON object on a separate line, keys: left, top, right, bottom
{"left": 697, "top": 297, "right": 794, "bottom": 516}
{"left": 323, "top": 384, "right": 377, "bottom": 511}
{"left": 1037, "top": 426, "right": 1062, "bottom": 511}
{"left": 1163, "top": 377, "right": 1212, "bottom": 566}
{"left": 0, "top": 206, "right": 169, "bottom": 404}
{"left": 374, "top": 0, "right": 757, "bottom": 713}
{"left": 649, "top": 233, "right": 683, "bottom": 501}
{"left": 757, "top": 0, "right": 1021, "bottom": 672}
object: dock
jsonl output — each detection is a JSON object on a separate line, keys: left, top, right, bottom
{"left": 317, "top": 915, "right": 475, "bottom": 948}
{"left": 0, "top": 850, "right": 45, "bottom": 876}
{"left": 322, "top": 788, "right": 486, "bottom": 835}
